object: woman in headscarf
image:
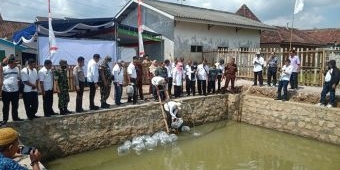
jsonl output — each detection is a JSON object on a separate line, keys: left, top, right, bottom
{"left": 172, "top": 62, "right": 185, "bottom": 98}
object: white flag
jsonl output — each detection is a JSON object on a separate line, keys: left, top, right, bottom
{"left": 48, "top": 13, "right": 58, "bottom": 57}
{"left": 137, "top": 0, "right": 144, "bottom": 57}
{"left": 294, "top": 0, "right": 304, "bottom": 14}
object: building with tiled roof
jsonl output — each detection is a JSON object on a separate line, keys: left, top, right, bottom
{"left": 0, "top": 14, "right": 30, "bottom": 40}
{"left": 235, "top": 4, "right": 261, "bottom": 22}
{"left": 261, "top": 26, "right": 325, "bottom": 49}
{"left": 116, "top": 0, "right": 275, "bottom": 61}
{"left": 304, "top": 28, "right": 340, "bottom": 48}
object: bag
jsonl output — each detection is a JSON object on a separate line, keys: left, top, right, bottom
{"left": 19, "top": 68, "right": 29, "bottom": 94}
{"left": 126, "top": 85, "right": 134, "bottom": 97}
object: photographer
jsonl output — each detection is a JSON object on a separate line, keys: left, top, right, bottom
{"left": 0, "top": 127, "right": 41, "bottom": 170}
{"left": 275, "top": 59, "right": 293, "bottom": 101}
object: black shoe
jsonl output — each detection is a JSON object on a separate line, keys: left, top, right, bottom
{"left": 60, "top": 109, "right": 67, "bottom": 115}
{"left": 274, "top": 98, "right": 282, "bottom": 100}
{"left": 33, "top": 115, "right": 41, "bottom": 119}
{"left": 65, "top": 109, "right": 72, "bottom": 114}
{"left": 76, "top": 109, "right": 85, "bottom": 113}
{"left": 51, "top": 111, "right": 58, "bottom": 115}
{"left": 90, "top": 106, "right": 100, "bottom": 110}
{"left": 127, "top": 100, "right": 132, "bottom": 103}
{"left": 101, "top": 104, "right": 110, "bottom": 109}
{"left": 0, "top": 121, "right": 7, "bottom": 126}
{"left": 13, "top": 118, "right": 24, "bottom": 121}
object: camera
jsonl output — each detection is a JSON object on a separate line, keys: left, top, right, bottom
{"left": 20, "top": 146, "right": 36, "bottom": 155}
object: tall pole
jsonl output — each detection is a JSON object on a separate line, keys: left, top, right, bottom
{"left": 289, "top": 10, "right": 295, "bottom": 50}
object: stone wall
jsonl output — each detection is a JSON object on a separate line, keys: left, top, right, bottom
{"left": 239, "top": 95, "right": 340, "bottom": 145}
{"left": 8, "top": 95, "right": 229, "bottom": 161}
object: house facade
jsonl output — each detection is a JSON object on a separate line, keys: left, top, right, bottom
{"left": 115, "top": 0, "right": 274, "bottom": 62}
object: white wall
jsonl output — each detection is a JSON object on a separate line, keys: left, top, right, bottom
{"left": 174, "top": 22, "right": 260, "bottom": 62}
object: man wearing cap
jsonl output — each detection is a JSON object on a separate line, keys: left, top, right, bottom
{"left": 112, "top": 60, "right": 125, "bottom": 105}
{"left": 1, "top": 56, "right": 23, "bottom": 124}
{"left": 54, "top": 60, "right": 71, "bottom": 115}
{"left": 127, "top": 56, "right": 138, "bottom": 104}
{"left": 21, "top": 58, "right": 40, "bottom": 120}
{"left": 253, "top": 51, "right": 264, "bottom": 86}
{"left": 38, "top": 59, "right": 57, "bottom": 117}
{"left": 73, "top": 56, "right": 85, "bottom": 113}
{"left": 99, "top": 56, "right": 112, "bottom": 108}
{"left": 0, "top": 127, "right": 42, "bottom": 170}
{"left": 87, "top": 54, "right": 101, "bottom": 110}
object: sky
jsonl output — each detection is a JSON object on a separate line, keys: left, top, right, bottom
{"left": 0, "top": 0, "right": 339, "bottom": 29}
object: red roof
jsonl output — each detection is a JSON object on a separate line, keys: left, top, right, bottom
{"left": 261, "top": 26, "right": 324, "bottom": 46}
{"left": 304, "top": 28, "right": 340, "bottom": 44}
{"left": 0, "top": 14, "right": 30, "bottom": 40}
{"left": 235, "top": 4, "right": 261, "bottom": 22}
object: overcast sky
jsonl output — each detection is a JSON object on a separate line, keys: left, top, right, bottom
{"left": 1, "top": 0, "right": 339, "bottom": 29}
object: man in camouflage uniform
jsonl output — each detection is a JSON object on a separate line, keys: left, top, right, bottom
{"left": 54, "top": 60, "right": 71, "bottom": 115}
{"left": 99, "top": 56, "right": 112, "bottom": 108}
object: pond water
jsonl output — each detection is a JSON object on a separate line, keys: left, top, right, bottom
{"left": 47, "top": 121, "right": 340, "bottom": 170}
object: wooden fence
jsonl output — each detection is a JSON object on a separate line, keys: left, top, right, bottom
{"left": 203, "top": 47, "right": 340, "bottom": 87}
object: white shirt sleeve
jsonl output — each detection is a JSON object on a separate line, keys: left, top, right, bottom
{"left": 90, "top": 63, "right": 99, "bottom": 83}
{"left": 21, "top": 68, "right": 29, "bottom": 82}
{"left": 127, "top": 65, "right": 132, "bottom": 75}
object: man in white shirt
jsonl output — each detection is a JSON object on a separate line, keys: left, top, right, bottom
{"left": 38, "top": 60, "right": 56, "bottom": 117}
{"left": 163, "top": 101, "right": 190, "bottom": 132}
{"left": 112, "top": 60, "right": 125, "bottom": 105}
{"left": 275, "top": 59, "right": 293, "bottom": 101}
{"left": 317, "top": 60, "right": 340, "bottom": 108}
{"left": 253, "top": 51, "right": 264, "bottom": 86}
{"left": 215, "top": 59, "right": 225, "bottom": 91}
{"left": 289, "top": 50, "right": 301, "bottom": 89}
{"left": 21, "top": 58, "right": 39, "bottom": 120}
{"left": 197, "top": 59, "right": 209, "bottom": 96}
{"left": 1, "top": 56, "right": 23, "bottom": 124}
{"left": 164, "top": 59, "right": 173, "bottom": 97}
{"left": 127, "top": 56, "right": 138, "bottom": 104}
{"left": 87, "top": 54, "right": 101, "bottom": 110}
{"left": 185, "top": 60, "right": 193, "bottom": 96}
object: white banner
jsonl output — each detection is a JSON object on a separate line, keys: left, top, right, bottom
{"left": 38, "top": 36, "right": 116, "bottom": 65}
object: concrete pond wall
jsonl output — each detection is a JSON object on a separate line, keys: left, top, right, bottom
{"left": 6, "top": 86, "right": 340, "bottom": 162}
{"left": 9, "top": 95, "right": 229, "bottom": 161}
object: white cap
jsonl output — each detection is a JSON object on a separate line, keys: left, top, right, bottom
{"left": 256, "top": 51, "right": 261, "bottom": 55}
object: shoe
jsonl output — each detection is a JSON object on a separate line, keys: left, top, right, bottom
{"left": 315, "top": 103, "right": 324, "bottom": 107}
{"left": 274, "top": 98, "right": 282, "bottom": 100}
{"left": 101, "top": 104, "right": 110, "bottom": 109}
{"left": 326, "top": 104, "right": 333, "bottom": 108}
{"left": 59, "top": 109, "right": 67, "bottom": 115}
{"left": 0, "top": 121, "right": 7, "bottom": 126}
{"left": 64, "top": 109, "right": 72, "bottom": 114}
{"left": 33, "top": 115, "right": 41, "bottom": 118}
{"left": 90, "top": 106, "right": 100, "bottom": 110}
{"left": 13, "top": 118, "right": 24, "bottom": 121}
{"left": 76, "top": 109, "right": 85, "bottom": 113}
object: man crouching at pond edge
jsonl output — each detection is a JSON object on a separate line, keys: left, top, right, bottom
{"left": 163, "top": 101, "right": 190, "bottom": 133}
{"left": 275, "top": 59, "right": 293, "bottom": 101}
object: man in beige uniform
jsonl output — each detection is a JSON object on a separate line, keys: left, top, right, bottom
{"left": 73, "top": 56, "right": 85, "bottom": 113}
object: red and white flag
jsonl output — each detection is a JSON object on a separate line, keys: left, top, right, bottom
{"left": 137, "top": 0, "right": 144, "bottom": 57}
{"left": 294, "top": 0, "right": 304, "bottom": 14}
{"left": 48, "top": 0, "right": 57, "bottom": 58}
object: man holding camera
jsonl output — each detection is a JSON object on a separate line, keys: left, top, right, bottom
{"left": 0, "top": 127, "right": 42, "bottom": 170}
{"left": 275, "top": 59, "right": 293, "bottom": 101}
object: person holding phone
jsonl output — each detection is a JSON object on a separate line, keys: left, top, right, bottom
{"left": 0, "top": 127, "right": 41, "bottom": 170}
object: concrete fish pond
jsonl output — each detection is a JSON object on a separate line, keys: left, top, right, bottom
{"left": 46, "top": 121, "right": 340, "bottom": 170}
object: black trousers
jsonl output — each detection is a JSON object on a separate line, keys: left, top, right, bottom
{"left": 43, "top": 90, "right": 54, "bottom": 116}
{"left": 167, "top": 77, "right": 173, "bottom": 96}
{"left": 190, "top": 81, "right": 196, "bottom": 96}
{"left": 76, "top": 81, "right": 85, "bottom": 111}
{"left": 208, "top": 81, "right": 216, "bottom": 94}
{"left": 23, "top": 91, "right": 38, "bottom": 119}
{"left": 185, "top": 76, "right": 191, "bottom": 95}
{"left": 253, "top": 71, "right": 263, "bottom": 86}
{"left": 267, "top": 67, "right": 277, "bottom": 86}
{"left": 128, "top": 78, "right": 137, "bottom": 104}
{"left": 2, "top": 91, "right": 19, "bottom": 121}
{"left": 290, "top": 72, "right": 299, "bottom": 89}
{"left": 88, "top": 82, "right": 96, "bottom": 108}
{"left": 197, "top": 80, "right": 207, "bottom": 95}
{"left": 174, "top": 85, "right": 182, "bottom": 98}
{"left": 217, "top": 75, "right": 222, "bottom": 91}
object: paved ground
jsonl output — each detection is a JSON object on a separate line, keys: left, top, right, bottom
{"left": 1, "top": 79, "right": 337, "bottom": 122}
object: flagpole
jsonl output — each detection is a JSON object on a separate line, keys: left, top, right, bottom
{"left": 137, "top": 0, "right": 145, "bottom": 57}
{"left": 289, "top": 13, "right": 294, "bottom": 50}
{"left": 48, "top": 0, "right": 51, "bottom": 59}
